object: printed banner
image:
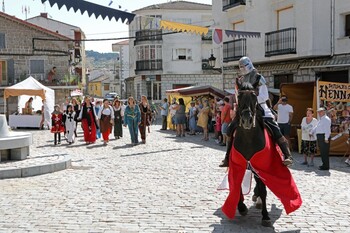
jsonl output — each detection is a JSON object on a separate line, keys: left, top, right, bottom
{"left": 318, "top": 81, "right": 350, "bottom": 102}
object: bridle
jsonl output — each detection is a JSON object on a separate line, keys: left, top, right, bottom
{"left": 238, "top": 90, "right": 257, "bottom": 128}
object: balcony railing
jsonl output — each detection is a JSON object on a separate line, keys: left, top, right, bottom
{"left": 222, "top": 0, "right": 246, "bottom": 11}
{"left": 135, "top": 59, "right": 162, "bottom": 71}
{"left": 223, "top": 38, "right": 246, "bottom": 62}
{"left": 265, "top": 27, "right": 297, "bottom": 57}
{"left": 135, "top": 30, "right": 162, "bottom": 44}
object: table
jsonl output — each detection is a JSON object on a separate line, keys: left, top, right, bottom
{"left": 9, "top": 115, "right": 42, "bottom": 129}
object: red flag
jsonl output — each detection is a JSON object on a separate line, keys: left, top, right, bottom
{"left": 213, "top": 29, "right": 223, "bottom": 44}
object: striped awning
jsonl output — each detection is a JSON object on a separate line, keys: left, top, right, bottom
{"left": 299, "top": 57, "right": 350, "bottom": 69}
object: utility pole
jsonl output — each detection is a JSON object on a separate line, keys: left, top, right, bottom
{"left": 2, "top": 0, "right": 5, "bottom": 12}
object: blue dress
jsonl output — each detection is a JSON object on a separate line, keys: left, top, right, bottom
{"left": 124, "top": 105, "right": 141, "bottom": 144}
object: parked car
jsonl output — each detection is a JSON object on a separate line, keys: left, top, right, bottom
{"left": 105, "top": 92, "right": 119, "bottom": 101}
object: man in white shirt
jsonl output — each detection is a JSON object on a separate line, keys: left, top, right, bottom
{"left": 273, "top": 96, "right": 294, "bottom": 148}
{"left": 169, "top": 98, "right": 177, "bottom": 130}
{"left": 159, "top": 98, "right": 169, "bottom": 130}
{"left": 313, "top": 107, "right": 331, "bottom": 170}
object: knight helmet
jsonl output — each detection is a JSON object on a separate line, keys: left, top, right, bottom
{"left": 238, "top": 56, "right": 255, "bottom": 75}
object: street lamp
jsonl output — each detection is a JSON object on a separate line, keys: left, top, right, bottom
{"left": 208, "top": 54, "right": 216, "bottom": 68}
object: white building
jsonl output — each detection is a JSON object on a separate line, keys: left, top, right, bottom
{"left": 128, "top": 1, "right": 220, "bottom": 102}
{"left": 212, "top": 0, "right": 350, "bottom": 90}
{"left": 112, "top": 40, "right": 130, "bottom": 98}
{"left": 27, "top": 13, "right": 87, "bottom": 88}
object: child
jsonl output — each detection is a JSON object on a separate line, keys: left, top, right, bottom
{"left": 64, "top": 104, "right": 76, "bottom": 144}
{"left": 215, "top": 111, "right": 223, "bottom": 144}
{"left": 51, "top": 105, "right": 65, "bottom": 145}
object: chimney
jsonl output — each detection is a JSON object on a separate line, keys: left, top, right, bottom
{"left": 40, "top": 13, "right": 48, "bottom": 18}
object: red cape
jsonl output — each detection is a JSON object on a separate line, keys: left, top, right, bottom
{"left": 222, "top": 129, "right": 302, "bottom": 219}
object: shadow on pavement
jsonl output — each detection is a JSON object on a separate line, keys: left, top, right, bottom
{"left": 119, "top": 148, "right": 182, "bottom": 157}
{"left": 211, "top": 203, "right": 284, "bottom": 233}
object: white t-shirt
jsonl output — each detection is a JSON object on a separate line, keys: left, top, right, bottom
{"left": 276, "top": 104, "right": 293, "bottom": 124}
{"left": 301, "top": 117, "right": 318, "bottom": 141}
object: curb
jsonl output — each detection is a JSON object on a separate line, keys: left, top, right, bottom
{"left": 0, "top": 154, "right": 72, "bottom": 180}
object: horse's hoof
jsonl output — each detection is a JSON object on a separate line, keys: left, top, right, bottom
{"left": 252, "top": 195, "right": 258, "bottom": 202}
{"left": 239, "top": 208, "right": 248, "bottom": 216}
{"left": 255, "top": 197, "right": 262, "bottom": 209}
{"left": 261, "top": 219, "right": 272, "bottom": 227}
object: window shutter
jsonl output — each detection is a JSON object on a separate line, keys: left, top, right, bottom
{"left": 7, "top": 59, "right": 14, "bottom": 85}
{"left": 0, "top": 33, "right": 5, "bottom": 49}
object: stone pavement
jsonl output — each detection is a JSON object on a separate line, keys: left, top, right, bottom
{"left": 0, "top": 125, "right": 349, "bottom": 233}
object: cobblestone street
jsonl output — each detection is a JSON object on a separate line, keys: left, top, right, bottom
{"left": 0, "top": 124, "right": 349, "bottom": 233}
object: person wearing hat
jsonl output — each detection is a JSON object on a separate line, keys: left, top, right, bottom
{"left": 219, "top": 56, "right": 293, "bottom": 167}
{"left": 273, "top": 95, "right": 294, "bottom": 149}
{"left": 312, "top": 107, "right": 331, "bottom": 170}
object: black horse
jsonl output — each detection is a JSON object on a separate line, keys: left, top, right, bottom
{"left": 233, "top": 82, "right": 272, "bottom": 227}
{"left": 222, "top": 82, "right": 302, "bottom": 226}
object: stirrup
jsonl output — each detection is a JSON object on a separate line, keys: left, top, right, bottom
{"left": 283, "top": 157, "right": 293, "bottom": 166}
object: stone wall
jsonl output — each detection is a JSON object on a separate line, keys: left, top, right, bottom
{"left": 0, "top": 16, "right": 71, "bottom": 85}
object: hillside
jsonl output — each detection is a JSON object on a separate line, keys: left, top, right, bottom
{"left": 86, "top": 50, "right": 119, "bottom": 70}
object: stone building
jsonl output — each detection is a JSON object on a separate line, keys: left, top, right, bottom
{"left": 212, "top": 0, "right": 350, "bottom": 94}
{"left": 128, "top": 1, "right": 220, "bottom": 102}
{"left": 0, "top": 11, "right": 80, "bottom": 114}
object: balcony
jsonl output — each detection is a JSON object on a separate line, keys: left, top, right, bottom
{"left": 135, "top": 59, "right": 162, "bottom": 72}
{"left": 265, "top": 27, "right": 297, "bottom": 57}
{"left": 222, "top": 0, "right": 246, "bottom": 11}
{"left": 135, "top": 30, "right": 162, "bottom": 45}
{"left": 223, "top": 38, "right": 246, "bottom": 62}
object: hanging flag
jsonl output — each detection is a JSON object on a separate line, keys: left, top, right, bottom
{"left": 225, "top": 29, "right": 260, "bottom": 38}
{"left": 160, "top": 20, "right": 208, "bottom": 35}
{"left": 213, "top": 29, "right": 223, "bottom": 44}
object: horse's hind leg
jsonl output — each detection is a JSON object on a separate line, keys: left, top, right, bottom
{"left": 238, "top": 189, "right": 248, "bottom": 216}
{"left": 255, "top": 176, "right": 272, "bottom": 227}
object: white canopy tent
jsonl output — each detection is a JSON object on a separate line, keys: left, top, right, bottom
{"left": 4, "top": 76, "right": 55, "bottom": 127}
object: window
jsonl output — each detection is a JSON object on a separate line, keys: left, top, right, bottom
{"left": 173, "top": 48, "right": 192, "bottom": 60}
{"left": 0, "top": 33, "right": 5, "bottom": 49}
{"left": 0, "top": 60, "right": 7, "bottom": 85}
{"left": 136, "top": 83, "right": 141, "bottom": 101}
{"left": 136, "top": 45, "right": 162, "bottom": 60}
{"left": 104, "top": 84, "right": 109, "bottom": 91}
{"left": 153, "top": 82, "right": 161, "bottom": 100}
{"left": 346, "top": 14, "right": 350, "bottom": 36}
{"left": 30, "top": 60, "right": 44, "bottom": 74}
{"left": 274, "top": 74, "right": 293, "bottom": 89}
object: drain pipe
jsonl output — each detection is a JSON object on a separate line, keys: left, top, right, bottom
{"left": 330, "top": 0, "right": 335, "bottom": 57}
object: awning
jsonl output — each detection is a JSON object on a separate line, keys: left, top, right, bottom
{"left": 299, "top": 57, "right": 350, "bottom": 69}
{"left": 256, "top": 63, "right": 300, "bottom": 71}
{"left": 166, "top": 85, "right": 226, "bottom": 99}
{"left": 40, "top": 0, "right": 136, "bottom": 23}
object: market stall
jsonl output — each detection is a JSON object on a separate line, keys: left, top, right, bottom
{"left": 280, "top": 81, "right": 350, "bottom": 155}
{"left": 4, "top": 76, "right": 55, "bottom": 129}
{"left": 165, "top": 85, "right": 227, "bottom": 129}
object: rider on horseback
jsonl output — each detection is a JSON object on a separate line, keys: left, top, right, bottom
{"left": 219, "top": 56, "right": 293, "bottom": 167}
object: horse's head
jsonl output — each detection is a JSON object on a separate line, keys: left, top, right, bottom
{"left": 237, "top": 82, "right": 258, "bottom": 130}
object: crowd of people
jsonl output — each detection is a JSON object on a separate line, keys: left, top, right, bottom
{"left": 48, "top": 95, "right": 153, "bottom": 146}
{"left": 44, "top": 56, "right": 350, "bottom": 169}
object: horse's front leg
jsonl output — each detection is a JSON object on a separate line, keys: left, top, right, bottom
{"left": 255, "top": 176, "right": 272, "bottom": 227}
{"left": 237, "top": 189, "right": 248, "bottom": 216}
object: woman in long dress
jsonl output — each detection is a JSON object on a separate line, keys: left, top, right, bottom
{"left": 78, "top": 96, "right": 98, "bottom": 144}
{"left": 98, "top": 99, "right": 114, "bottom": 145}
{"left": 138, "top": 95, "right": 152, "bottom": 144}
{"left": 123, "top": 97, "right": 141, "bottom": 145}
{"left": 197, "top": 99, "right": 210, "bottom": 141}
{"left": 173, "top": 98, "right": 187, "bottom": 137}
{"left": 113, "top": 99, "right": 124, "bottom": 139}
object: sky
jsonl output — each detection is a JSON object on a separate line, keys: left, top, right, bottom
{"left": 5, "top": 0, "right": 212, "bottom": 52}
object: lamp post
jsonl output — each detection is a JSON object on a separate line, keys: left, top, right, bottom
{"left": 208, "top": 54, "right": 216, "bottom": 68}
